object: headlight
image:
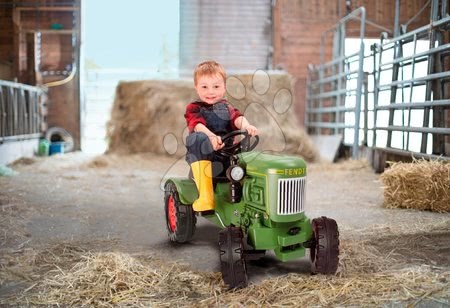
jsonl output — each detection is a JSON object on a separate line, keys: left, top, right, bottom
{"left": 228, "top": 166, "right": 245, "bottom": 181}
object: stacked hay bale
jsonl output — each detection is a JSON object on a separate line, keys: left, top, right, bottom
{"left": 106, "top": 73, "right": 319, "bottom": 161}
{"left": 380, "top": 159, "right": 450, "bottom": 212}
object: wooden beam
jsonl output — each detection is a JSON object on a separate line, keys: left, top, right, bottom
{"left": 23, "top": 30, "right": 76, "bottom": 35}
{"left": 15, "top": 7, "right": 79, "bottom": 12}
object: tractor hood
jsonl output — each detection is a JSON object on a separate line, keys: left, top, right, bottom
{"left": 239, "top": 151, "right": 308, "bottom": 223}
{"left": 240, "top": 152, "right": 307, "bottom": 177}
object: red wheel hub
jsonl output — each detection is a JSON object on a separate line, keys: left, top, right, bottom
{"left": 168, "top": 195, "right": 177, "bottom": 232}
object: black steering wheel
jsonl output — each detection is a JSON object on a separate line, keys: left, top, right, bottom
{"left": 217, "top": 130, "right": 259, "bottom": 157}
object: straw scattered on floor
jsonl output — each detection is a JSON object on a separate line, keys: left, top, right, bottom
{"left": 206, "top": 267, "right": 449, "bottom": 307}
{"left": 1, "top": 220, "right": 449, "bottom": 307}
{"left": 0, "top": 194, "right": 34, "bottom": 249}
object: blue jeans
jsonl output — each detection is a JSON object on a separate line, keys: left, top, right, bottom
{"left": 185, "top": 132, "right": 229, "bottom": 177}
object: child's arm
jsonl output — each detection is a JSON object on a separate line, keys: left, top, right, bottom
{"left": 234, "top": 116, "right": 258, "bottom": 136}
{"left": 186, "top": 103, "right": 224, "bottom": 151}
{"left": 194, "top": 123, "right": 224, "bottom": 150}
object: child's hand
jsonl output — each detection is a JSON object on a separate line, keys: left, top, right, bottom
{"left": 210, "top": 135, "right": 224, "bottom": 151}
{"left": 244, "top": 125, "right": 258, "bottom": 136}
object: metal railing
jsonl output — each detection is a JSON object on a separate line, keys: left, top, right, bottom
{"left": 306, "top": 2, "right": 450, "bottom": 160}
{"left": 0, "top": 80, "right": 46, "bottom": 142}
{"left": 372, "top": 9, "right": 450, "bottom": 159}
{"left": 306, "top": 7, "right": 366, "bottom": 158}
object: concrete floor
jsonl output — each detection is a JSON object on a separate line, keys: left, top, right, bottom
{"left": 1, "top": 152, "right": 449, "bottom": 303}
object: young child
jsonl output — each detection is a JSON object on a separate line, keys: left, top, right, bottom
{"left": 184, "top": 60, "right": 258, "bottom": 212}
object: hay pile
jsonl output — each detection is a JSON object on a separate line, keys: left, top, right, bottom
{"left": 14, "top": 252, "right": 222, "bottom": 307}
{"left": 106, "top": 74, "right": 319, "bottom": 161}
{"left": 0, "top": 194, "right": 33, "bottom": 248}
{"left": 213, "top": 267, "right": 449, "bottom": 307}
{"left": 2, "top": 221, "right": 449, "bottom": 307}
{"left": 380, "top": 159, "right": 450, "bottom": 212}
{"left": 1, "top": 245, "right": 222, "bottom": 307}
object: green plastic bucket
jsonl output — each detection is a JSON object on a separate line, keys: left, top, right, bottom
{"left": 38, "top": 139, "right": 50, "bottom": 156}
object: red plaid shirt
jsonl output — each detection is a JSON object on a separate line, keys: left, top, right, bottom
{"left": 184, "top": 99, "right": 242, "bottom": 133}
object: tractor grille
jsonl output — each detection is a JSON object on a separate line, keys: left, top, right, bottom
{"left": 277, "top": 177, "right": 306, "bottom": 215}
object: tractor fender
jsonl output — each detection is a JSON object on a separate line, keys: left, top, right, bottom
{"left": 165, "top": 178, "right": 198, "bottom": 205}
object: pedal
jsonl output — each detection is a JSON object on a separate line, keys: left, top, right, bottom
{"left": 198, "top": 210, "right": 215, "bottom": 216}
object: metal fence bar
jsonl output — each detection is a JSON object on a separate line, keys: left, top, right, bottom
{"left": 336, "top": 22, "right": 346, "bottom": 135}
{"left": 422, "top": 0, "right": 441, "bottom": 153}
{"left": 352, "top": 7, "right": 366, "bottom": 158}
{"left": 308, "top": 106, "right": 356, "bottom": 113}
{"left": 372, "top": 42, "right": 382, "bottom": 150}
{"left": 0, "top": 133, "right": 42, "bottom": 141}
{"left": 8, "top": 86, "right": 15, "bottom": 136}
{"left": 378, "top": 71, "right": 450, "bottom": 88}
{"left": 375, "top": 146, "right": 450, "bottom": 161}
{"left": 406, "top": 33, "right": 418, "bottom": 150}
{"left": 314, "top": 47, "right": 361, "bottom": 70}
{"left": 376, "top": 125, "right": 450, "bottom": 134}
{"left": 386, "top": 20, "right": 403, "bottom": 148}
{"left": 363, "top": 73, "right": 369, "bottom": 146}
{"left": 380, "top": 43, "right": 450, "bottom": 67}
{"left": 18, "top": 88, "right": 26, "bottom": 135}
{"left": 309, "top": 69, "right": 359, "bottom": 87}
{"left": 376, "top": 99, "right": 450, "bottom": 110}
{"left": 32, "top": 91, "right": 40, "bottom": 134}
{"left": 309, "top": 88, "right": 351, "bottom": 100}
{"left": 379, "top": 15, "right": 450, "bottom": 47}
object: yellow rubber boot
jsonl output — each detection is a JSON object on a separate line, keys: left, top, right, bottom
{"left": 191, "top": 160, "right": 215, "bottom": 212}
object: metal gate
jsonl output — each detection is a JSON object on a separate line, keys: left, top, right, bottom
{"left": 305, "top": 8, "right": 366, "bottom": 159}
{"left": 371, "top": 0, "right": 450, "bottom": 161}
{"left": 306, "top": 2, "right": 450, "bottom": 163}
{"left": 0, "top": 80, "right": 46, "bottom": 141}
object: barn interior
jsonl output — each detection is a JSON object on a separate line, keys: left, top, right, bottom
{"left": 0, "top": 0, "right": 449, "bottom": 306}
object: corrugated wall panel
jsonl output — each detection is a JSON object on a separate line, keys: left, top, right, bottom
{"left": 180, "top": 0, "right": 272, "bottom": 74}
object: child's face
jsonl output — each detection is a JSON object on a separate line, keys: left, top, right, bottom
{"left": 195, "top": 74, "right": 226, "bottom": 105}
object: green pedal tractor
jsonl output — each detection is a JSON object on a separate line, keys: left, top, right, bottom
{"left": 164, "top": 131, "right": 339, "bottom": 288}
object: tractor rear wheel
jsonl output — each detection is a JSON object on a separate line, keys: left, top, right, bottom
{"left": 164, "top": 181, "right": 196, "bottom": 243}
{"left": 218, "top": 226, "right": 248, "bottom": 289}
{"left": 310, "top": 216, "right": 339, "bottom": 274}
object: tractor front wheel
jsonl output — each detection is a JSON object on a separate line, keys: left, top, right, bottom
{"left": 218, "top": 226, "right": 248, "bottom": 289}
{"left": 310, "top": 216, "right": 339, "bottom": 274}
{"left": 164, "top": 181, "right": 196, "bottom": 243}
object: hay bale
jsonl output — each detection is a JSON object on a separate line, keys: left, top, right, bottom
{"left": 106, "top": 74, "right": 319, "bottom": 161}
{"left": 380, "top": 159, "right": 450, "bottom": 212}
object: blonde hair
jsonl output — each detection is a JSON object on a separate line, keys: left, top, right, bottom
{"left": 193, "top": 60, "right": 226, "bottom": 85}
